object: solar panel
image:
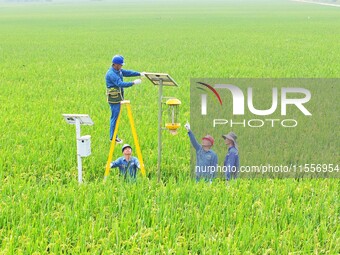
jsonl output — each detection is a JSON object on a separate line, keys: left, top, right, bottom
{"left": 144, "top": 72, "right": 179, "bottom": 86}
{"left": 62, "top": 114, "right": 94, "bottom": 125}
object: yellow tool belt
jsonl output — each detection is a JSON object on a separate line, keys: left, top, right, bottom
{"left": 107, "top": 87, "right": 123, "bottom": 104}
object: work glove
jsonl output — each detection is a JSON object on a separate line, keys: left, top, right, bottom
{"left": 140, "top": 72, "right": 146, "bottom": 77}
{"left": 184, "top": 122, "right": 190, "bottom": 131}
{"left": 133, "top": 79, "right": 142, "bottom": 85}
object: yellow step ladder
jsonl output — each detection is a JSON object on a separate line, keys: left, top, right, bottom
{"left": 104, "top": 100, "right": 146, "bottom": 180}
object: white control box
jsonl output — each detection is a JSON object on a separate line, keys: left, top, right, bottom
{"left": 77, "top": 135, "right": 91, "bottom": 157}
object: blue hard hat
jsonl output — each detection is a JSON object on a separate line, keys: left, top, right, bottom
{"left": 112, "top": 55, "right": 125, "bottom": 65}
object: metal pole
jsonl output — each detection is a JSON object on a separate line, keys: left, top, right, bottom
{"left": 75, "top": 118, "right": 82, "bottom": 184}
{"left": 157, "top": 79, "right": 163, "bottom": 182}
{"left": 77, "top": 154, "right": 82, "bottom": 184}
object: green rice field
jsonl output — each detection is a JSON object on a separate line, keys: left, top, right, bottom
{"left": 0, "top": 0, "right": 339, "bottom": 253}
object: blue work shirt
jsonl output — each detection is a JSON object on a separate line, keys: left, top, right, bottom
{"left": 110, "top": 156, "right": 140, "bottom": 179}
{"left": 188, "top": 130, "right": 218, "bottom": 182}
{"left": 105, "top": 67, "right": 140, "bottom": 99}
{"left": 224, "top": 146, "right": 239, "bottom": 181}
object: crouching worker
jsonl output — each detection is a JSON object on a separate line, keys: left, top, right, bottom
{"left": 184, "top": 123, "right": 218, "bottom": 183}
{"left": 110, "top": 144, "right": 140, "bottom": 180}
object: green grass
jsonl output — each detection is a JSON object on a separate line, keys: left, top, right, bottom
{"left": 0, "top": 0, "right": 339, "bottom": 254}
{"left": 1, "top": 177, "right": 339, "bottom": 254}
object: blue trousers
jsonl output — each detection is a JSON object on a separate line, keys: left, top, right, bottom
{"left": 226, "top": 169, "right": 238, "bottom": 181}
{"left": 109, "top": 103, "right": 121, "bottom": 140}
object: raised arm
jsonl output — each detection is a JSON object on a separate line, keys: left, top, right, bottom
{"left": 188, "top": 130, "right": 202, "bottom": 151}
{"left": 121, "top": 69, "right": 140, "bottom": 77}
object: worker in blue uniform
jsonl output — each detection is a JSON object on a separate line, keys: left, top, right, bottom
{"left": 222, "top": 132, "right": 240, "bottom": 181}
{"left": 184, "top": 123, "right": 218, "bottom": 182}
{"left": 105, "top": 54, "right": 145, "bottom": 143}
{"left": 110, "top": 144, "right": 140, "bottom": 180}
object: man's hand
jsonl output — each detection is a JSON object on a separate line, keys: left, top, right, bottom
{"left": 133, "top": 79, "right": 142, "bottom": 85}
{"left": 184, "top": 122, "right": 190, "bottom": 131}
{"left": 140, "top": 72, "right": 146, "bottom": 77}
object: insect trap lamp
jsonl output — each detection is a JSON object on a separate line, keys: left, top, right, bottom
{"left": 165, "top": 98, "right": 181, "bottom": 135}
{"left": 143, "top": 72, "right": 181, "bottom": 182}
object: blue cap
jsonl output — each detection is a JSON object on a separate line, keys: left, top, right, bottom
{"left": 112, "top": 55, "right": 125, "bottom": 65}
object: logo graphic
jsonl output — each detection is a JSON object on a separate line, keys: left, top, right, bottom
{"left": 196, "top": 82, "right": 223, "bottom": 106}
{"left": 197, "top": 82, "right": 312, "bottom": 116}
{"left": 191, "top": 79, "right": 339, "bottom": 178}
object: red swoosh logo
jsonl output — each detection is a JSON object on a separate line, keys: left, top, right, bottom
{"left": 197, "top": 82, "right": 223, "bottom": 105}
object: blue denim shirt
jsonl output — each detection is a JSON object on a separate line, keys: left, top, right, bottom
{"left": 105, "top": 67, "right": 140, "bottom": 98}
{"left": 110, "top": 156, "right": 140, "bottom": 179}
{"left": 224, "top": 146, "right": 239, "bottom": 180}
{"left": 188, "top": 130, "right": 218, "bottom": 182}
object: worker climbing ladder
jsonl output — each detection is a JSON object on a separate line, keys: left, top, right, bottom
{"left": 104, "top": 100, "right": 146, "bottom": 180}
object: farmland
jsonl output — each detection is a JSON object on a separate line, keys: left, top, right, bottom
{"left": 0, "top": 0, "right": 339, "bottom": 254}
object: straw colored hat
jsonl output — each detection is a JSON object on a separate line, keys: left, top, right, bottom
{"left": 222, "top": 132, "right": 238, "bottom": 149}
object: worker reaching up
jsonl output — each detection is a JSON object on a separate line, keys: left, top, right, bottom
{"left": 105, "top": 54, "right": 145, "bottom": 143}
